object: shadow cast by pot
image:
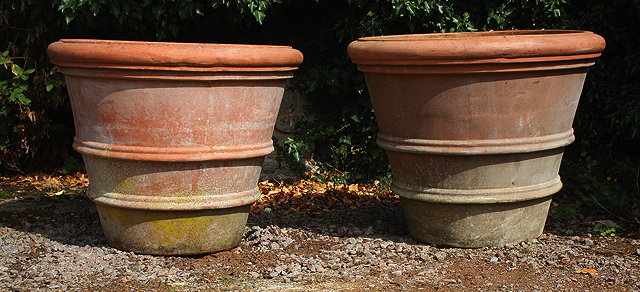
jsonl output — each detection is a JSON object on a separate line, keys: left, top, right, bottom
{"left": 0, "top": 195, "right": 108, "bottom": 248}
{"left": 247, "top": 196, "right": 420, "bottom": 244}
{"left": 0, "top": 191, "right": 613, "bottom": 255}
{"left": 245, "top": 188, "right": 606, "bottom": 247}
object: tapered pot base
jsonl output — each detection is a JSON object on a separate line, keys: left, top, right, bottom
{"left": 401, "top": 197, "right": 551, "bottom": 248}
{"left": 96, "top": 203, "right": 249, "bottom": 255}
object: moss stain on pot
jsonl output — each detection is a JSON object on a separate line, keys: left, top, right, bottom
{"left": 97, "top": 204, "right": 248, "bottom": 255}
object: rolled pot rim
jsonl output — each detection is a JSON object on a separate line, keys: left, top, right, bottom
{"left": 57, "top": 38, "right": 294, "bottom": 49}
{"left": 48, "top": 39, "right": 303, "bottom": 71}
{"left": 355, "top": 29, "right": 592, "bottom": 41}
{"left": 348, "top": 30, "right": 606, "bottom": 67}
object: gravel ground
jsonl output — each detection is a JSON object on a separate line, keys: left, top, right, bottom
{"left": 1, "top": 190, "right": 639, "bottom": 291}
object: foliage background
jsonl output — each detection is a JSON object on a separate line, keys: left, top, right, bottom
{"left": 1, "top": 0, "right": 638, "bottom": 221}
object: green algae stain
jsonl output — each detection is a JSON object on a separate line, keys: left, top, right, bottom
{"left": 96, "top": 204, "right": 249, "bottom": 255}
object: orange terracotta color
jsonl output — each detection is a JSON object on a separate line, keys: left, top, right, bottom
{"left": 348, "top": 30, "right": 605, "bottom": 247}
{"left": 48, "top": 39, "right": 302, "bottom": 255}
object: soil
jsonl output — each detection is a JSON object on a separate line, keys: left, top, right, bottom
{"left": 1, "top": 173, "right": 639, "bottom": 291}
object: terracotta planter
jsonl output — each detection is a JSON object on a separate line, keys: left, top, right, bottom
{"left": 348, "top": 30, "right": 605, "bottom": 247}
{"left": 48, "top": 39, "right": 302, "bottom": 255}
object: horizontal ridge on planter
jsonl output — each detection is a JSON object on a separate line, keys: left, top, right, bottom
{"left": 93, "top": 189, "right": 261, "bottom": 211}
{"left": 377, "top": 129, "right": 574, "bottom": 155}
{"left": 74, "top": 140, "right": 274, "bottom": 161}
{"left": 392, "top": 176, "right": 562, "bottom": 204}
{"left": 353, "top": 59, "right": 599, "bottom": 74}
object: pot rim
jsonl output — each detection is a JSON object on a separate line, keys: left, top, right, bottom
{"left": 58, "top": 38, "right": 293, "bottom": 49}
{"left": 348, "top": 30, "right": 605, "bottom": 69}
{"left": 48, "top": 39, "right": 303, "bottom": 71}
{"left": 356, "top": 29, "right": 590, "bottom": 41}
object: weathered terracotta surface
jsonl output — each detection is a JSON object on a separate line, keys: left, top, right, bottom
{"left": 48, "top": 39, "right": 302, "bottom": 255}
{"left": 348, "top": 30, "right": 605, "bottom": 247}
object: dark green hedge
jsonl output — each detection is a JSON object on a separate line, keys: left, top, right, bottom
{"left": 1, "top": 0, "right": 638, "bottom": 220}
{"left": 558, "top": 0, "right": 640, "bottom": 222}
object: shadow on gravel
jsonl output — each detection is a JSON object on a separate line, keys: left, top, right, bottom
{"left": 0, "top": 195, "right": 108, "bottom": 248}
{"left": 247, "top": 201, "right": 422, "bottom": 245}
{"left": 0, "top": 192, "right": 415, "bottom": 251}
{"left": 0, "top": 191, "right": 614, "bottom": 253}
{"left": 247, "top": 198, "right": 614, "bottom": 246}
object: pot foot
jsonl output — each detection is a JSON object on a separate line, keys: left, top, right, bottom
{"left": 401, "top": 197, "right": 551, "bottom": 248}
{"left": 95, "top": 203, "right": 249, "bottom": 255}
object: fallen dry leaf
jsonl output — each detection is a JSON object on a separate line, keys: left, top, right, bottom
{"left": 575, "top": 268, "right": 598, "bottom": 275}
{"left": 46, "top": 190, "right": 65, "bottom": 197}
{"left": 560, "top": 259, "right": 571, "bottom": 263}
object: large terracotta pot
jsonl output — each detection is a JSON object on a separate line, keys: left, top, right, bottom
{"left": 48, "top": 39, "right": 302, "bottom": 255}
{"left": 348, "top": 30, "right": 605, "bottom": 247}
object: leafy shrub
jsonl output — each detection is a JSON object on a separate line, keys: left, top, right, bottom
{"left": 1, "top": 0, "right": 638, "bottom": 222}
{"left": 1, "top": 51, "right": 36, "bottom": 149}
{"left": 0, "top": 0, "right": 71, "bottom": 172}
{"left": 556, "top": 0, "right": 640, "bottom": 223}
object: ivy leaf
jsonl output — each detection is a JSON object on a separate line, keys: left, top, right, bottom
{"left": 20, "top": 69, "right": 35, "bottom": 80}
{"left": 0, "top": 51, "right": 9, "bottom": 63}
{"left": 11, "top": 90, "right": 31, "bottom": 105}
{"left": 18, "top": 95, "right": 32, "bottom": 105}
{"left": 339, "top": 136, "right": 352, "bottom": 145}
{"left": 252, "top": 10, "right": 266, "bottom": 24}
{"left": 292, "top": 150, "right": 300, "bottom": 161}
{"left": 11, "top": 64, "right": 22, "bottom": 76}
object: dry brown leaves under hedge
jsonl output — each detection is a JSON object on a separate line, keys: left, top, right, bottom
{"left": 252, "top": 172, "right": 399, "bottom": 214}
{"left": 0, "top": 171, "right": 399, "bottom": 214}
{"left": 0, "top": 172, "right": 89, "bottom": 198}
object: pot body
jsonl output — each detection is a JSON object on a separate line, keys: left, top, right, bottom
{"left": 48, "top": 39, "right": 302, "bottom": 255}
{"left": 349, "top": 30, "right": 605, "bottom": 247}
